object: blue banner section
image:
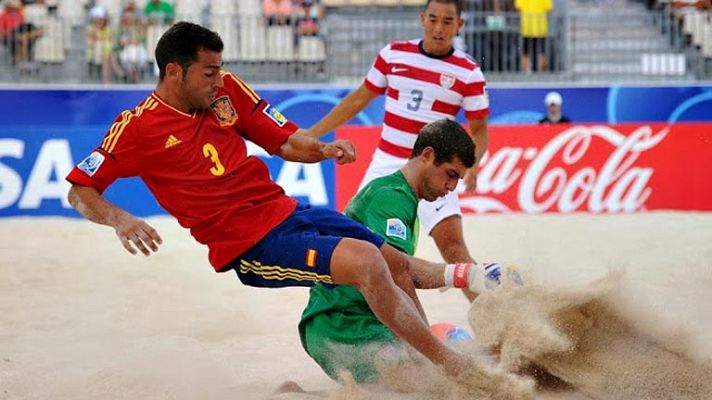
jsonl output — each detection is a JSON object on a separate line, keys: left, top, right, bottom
{"left": 485, "top": 85, "right": 712, "bottom": 124}
{"left": 1, "top": 84, "right": 711, "bottom": 217}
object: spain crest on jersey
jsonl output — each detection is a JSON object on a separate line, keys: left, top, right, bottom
{"left": 210, "top": 95, "right": 238, "bottom": 127}
{"left": 440, "top": 74, "right": 455, "bottom": 90}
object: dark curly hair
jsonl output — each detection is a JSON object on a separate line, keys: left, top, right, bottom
{"left": 411, "top": 119, "right": 475, "bottom": 168}
{"left": 154, "top": 21, "right": 224, "bottom": 80}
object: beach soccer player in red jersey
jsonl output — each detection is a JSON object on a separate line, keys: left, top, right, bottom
{"left": 65, "top": 21, "right": 486, "bottom": 379}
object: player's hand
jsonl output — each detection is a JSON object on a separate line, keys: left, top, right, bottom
{"left": 112, "top": 212, "right": 163, "bottom": 256}
{"left": 466, "top": 262, "right": 524, "bottom": 294}
{"left": 463, "top": 166, "right": 478, "bottom": 193}
{"left": 323, "top": 139, "right": 356, "bottom": 164}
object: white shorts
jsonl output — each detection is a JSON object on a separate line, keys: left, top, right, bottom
{"left": 359, "top": 149, "right": 462, "bottom": 235}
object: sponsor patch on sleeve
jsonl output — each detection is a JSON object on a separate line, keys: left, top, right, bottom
{"left": 77, "top": 151, "right": 105, "bottom": 177}
{"left": 262, "top": 104, "right": 288, "bottom": 127}
{"left": 386, "top": 218, "right": 407, "bottom": 240}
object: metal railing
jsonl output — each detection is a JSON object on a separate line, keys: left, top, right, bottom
{"left": 0, "top": 5, "right": 709, "bottom": 84}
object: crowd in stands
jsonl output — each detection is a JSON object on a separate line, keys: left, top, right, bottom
{"left": 1, "top": 0, "right": 709, "bottom": 83}
{"left": 263, "top": 0, "right": 323, "bottom": 34}
{"left": 643, "top": 0, "right": 712, "bottom": 58}
{"left": 0, "top": 0, "right": 178, "bottom": 81}
{"left": 1, "top": 0, "right": 45, "bottom": 66}
{"left": 85, "top": 0, "right": 175, "bottom": 83}
{"left": 0, "top": 0, "right": 329, "bottom": 82}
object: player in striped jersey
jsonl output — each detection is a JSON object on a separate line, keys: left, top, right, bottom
{"left": 310, "top": 0, "right": 489, "bottom": 301}
{"left": 65, "top": 21, "right": 479, "bottom": 380}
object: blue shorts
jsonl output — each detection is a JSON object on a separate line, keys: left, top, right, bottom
{"left": 227, "top": 204, "right": 385, "bottom": 288}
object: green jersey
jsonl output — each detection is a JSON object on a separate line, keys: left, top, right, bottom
{"left": 344, "top": 170, "right": 419, "bottom": 255}
{"left": 299, "top": 171, "right": 419, "bottom": 382}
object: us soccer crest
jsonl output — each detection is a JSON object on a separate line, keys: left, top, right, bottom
{"left": 440, "top": 74, "right": 455, "bottom": 90}
{"left": 210, "top": 95, "right": 237, "bottom": 126}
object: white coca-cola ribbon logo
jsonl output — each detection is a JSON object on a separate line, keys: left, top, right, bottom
{"left": 460, "top": 125, "right": 669, "bottom": 214}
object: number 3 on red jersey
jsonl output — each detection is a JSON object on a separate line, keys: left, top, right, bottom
{"left": 202, "top": 143, "right": 225, "bottom": 176}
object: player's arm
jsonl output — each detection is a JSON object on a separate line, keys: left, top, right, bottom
{"left": 68, "top": 184, "right": 162, "bottom": 256}
{"left": 306, "top": 84, "right": 379, "bottom": 138}
{"left": 463, "top": 116, "right": 489, "bottom": 192}
{"left": 274, "top": 129, "right": 356, "bottom": 165}
{"left": 358, "top": 191, "right": 443, "bottom": 290}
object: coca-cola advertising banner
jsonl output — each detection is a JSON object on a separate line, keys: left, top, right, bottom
{"left": 335, "top": 124, "right": 712, "bottom": 214}
{"left": 2, "top": 87, "right": 711, "bottom": 217}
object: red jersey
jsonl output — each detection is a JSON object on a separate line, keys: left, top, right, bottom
{"left": 66, "top": 72, "right": 299, "bottom": 271}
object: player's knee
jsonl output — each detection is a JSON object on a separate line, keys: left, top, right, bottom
{"left": 352, "top": 244, "right": 390, "bottom": 289}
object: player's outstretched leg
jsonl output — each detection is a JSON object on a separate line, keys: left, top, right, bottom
{"left": 328, "top": 238, "right": 464, "bottom": 374}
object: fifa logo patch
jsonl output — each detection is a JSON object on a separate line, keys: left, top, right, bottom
{"left": 305, "top": 249, "right": 318, "bottom": 268}
{"left": 210, "top": 95, "right": 238, "bottom": 127}
{"left": 77, "top": 151, "right": 105, "bottom": 176}
{"left": 440, "top": 74, "right": 455, "bottom": 90}
{"left": 386, "top": 218, "right": 406, "bottom": 240}
{"left": 263, "top": 104, "right": 287, "bottom": 127}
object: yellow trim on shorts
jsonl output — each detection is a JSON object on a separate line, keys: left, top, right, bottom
{"left": 239, "top": 259, "right": 333, "bottom": 284}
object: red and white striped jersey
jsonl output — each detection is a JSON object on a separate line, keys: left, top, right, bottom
{"left": 364, "top": 39, "right": 489, "bottom": 158}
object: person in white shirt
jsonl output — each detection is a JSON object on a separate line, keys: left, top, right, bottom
{"left": 538, "top": 91, "right": 571, "bottom": 124}
{"left": 309, "top": 0, "right": 489, "bottom": 301}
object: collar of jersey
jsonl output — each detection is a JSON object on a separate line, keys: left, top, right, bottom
{"left": 151, "top": 92, "right": 197, "bottom": 118}
{"left": 417, "top": 40, "right": 455, "bottom": 60}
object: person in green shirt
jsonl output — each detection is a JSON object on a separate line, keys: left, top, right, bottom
{"left": 298, "top": 119, "right": 519, "bottom": 385}
{"left": 144, "top": 0, "right": 175, "bottom": 25}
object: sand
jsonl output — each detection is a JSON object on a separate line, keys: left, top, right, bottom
{"left": 1, "top": 212, "right": 711, "bottom": 399}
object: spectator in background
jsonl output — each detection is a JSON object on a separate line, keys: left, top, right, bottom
{"left": 0, "top": 0, "right": 43, "bottom": 65}
{"left": 294, "top": 0, "right": 323, "bottom": 36}
{"left": 116, "top": 2, "right": 149, "bottom": 83}
{"left": 144, "top": 0, "right": 175, "bottom": 25}
{"left": 22, "top": 0, "right": 50, "bottom": 24}
{"left": 86, "top": 5, "right": 121, "bottom": 83}
{"left": 263, "top": 0, "right": 292, "bottom": 26}
{"left": 670, "top": 0, "right": 711, "bottom": 23}
{"left": 539, "top": 91, "right": 571, "bottom": 124}
{"left": 515, "top": 0, "right": 552, "bottom": 72}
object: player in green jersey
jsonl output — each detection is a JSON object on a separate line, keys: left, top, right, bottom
{"left": 299, "top": 119, "right": 483, "bottom": 384}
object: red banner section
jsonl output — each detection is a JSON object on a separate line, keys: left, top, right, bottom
{"left": 336, "top": 123, "right": 712, "bottom": 213}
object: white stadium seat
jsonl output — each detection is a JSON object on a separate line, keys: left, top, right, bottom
{"left": 212, "top": 18, "right": 240, "bottom": 62}
{"left": 34, "top": 19, "right": 66, "bottom": 63}
{"left": 297, "top": 36, "right": 326, "bottom": 62}
{"left": 174, "top": 0, "right": 203, "bottom": 22}
{"left": 239, "top": 15, "right": 267, "bottom": 61}
{"left": 266, "top": 26, "right": 294, "bottom": 61}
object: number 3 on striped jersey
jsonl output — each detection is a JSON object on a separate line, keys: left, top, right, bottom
{"left": 202, "top": 143, "right": 225, "bottom": 176}
{"left": 407, "top": 89, "right": 423, "bottom": 112}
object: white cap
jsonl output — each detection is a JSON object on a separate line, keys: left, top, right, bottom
{"left": 89, "top": 5, "right": 107, "bottom": 20}
{"left": 545, "top": 91, "right": 563, "bottom": 105}
{"left": 4, "top": 0, "right": 21, "bottom": 8}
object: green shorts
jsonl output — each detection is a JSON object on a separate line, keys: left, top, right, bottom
{"left": 299, "top": 286, "right": 400, "bottom": 383}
